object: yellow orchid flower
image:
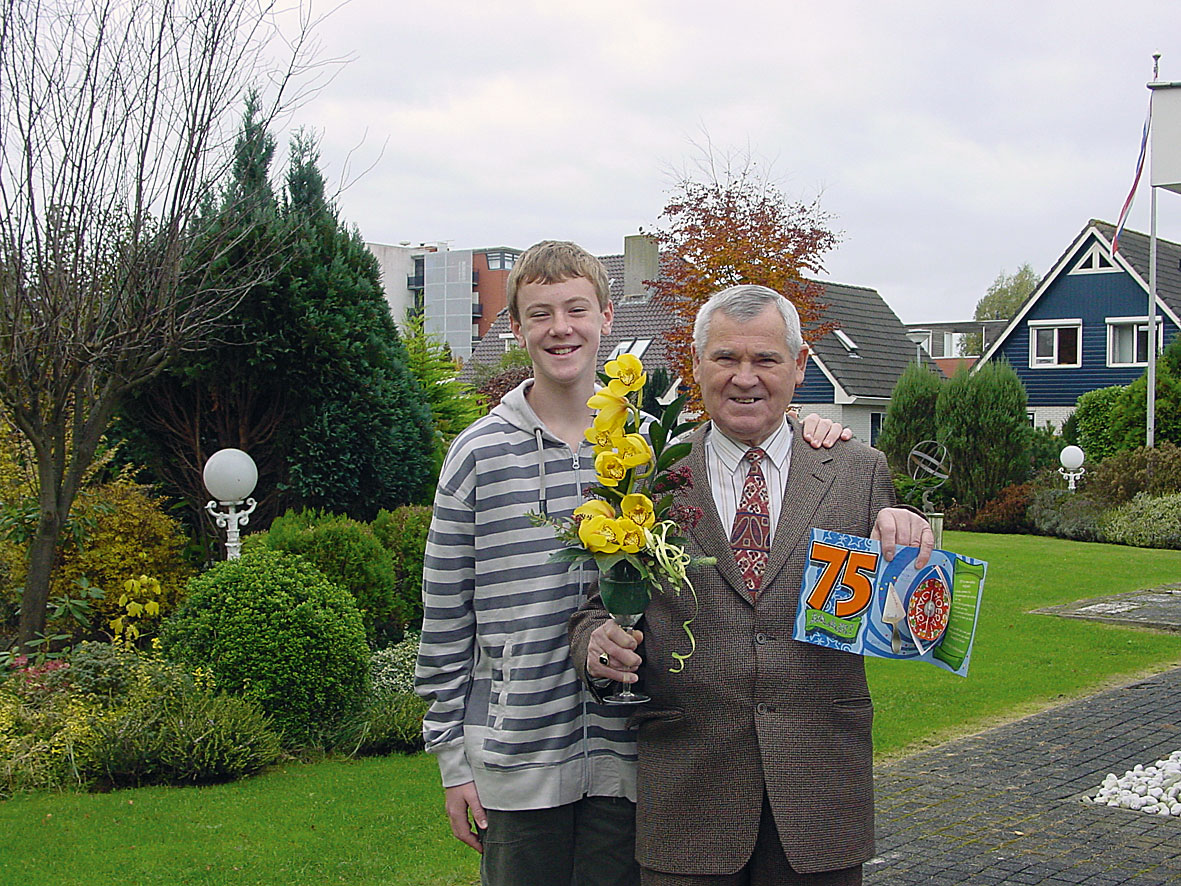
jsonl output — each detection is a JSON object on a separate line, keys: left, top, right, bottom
{"left": 578, "top": 514, "right": 622, "bottom": 553}
{"left": 620, "top": 493, "right": 655, "bottom": 528}
{"left": 574, "top": 500, "right": 616, "bottom": 521}
{"left": 614, "top": 517, "right": 648, "bottom": 553}
{"left": 605, "top": 353, "right": 647, "bottom": 394}
{"left": 594, "top": 451, "right": 628, "bottom": 487}
{"left": 584, "top": 424, "right": 621, "bottom": 451}
{"left": 617, "top": 433, "right": 652, "bottom": 468}
{"left": 587, "top": 389, "right": 629, "bottom": 431}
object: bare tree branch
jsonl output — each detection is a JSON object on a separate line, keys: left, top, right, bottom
{"left": 0, "top": 0, "right": 332, "bottom": 650}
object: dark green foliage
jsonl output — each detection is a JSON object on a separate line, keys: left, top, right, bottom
{"left": 1027, "top": 489, "right": 1108, "bottom": 541}
{"left": 116, "top": 108, "right": 435, "bottom": 541}
{"left": 1083, "top": 442, "right": 1181, "bottom": 506}
{"left": 90, "top": 684, "right": 282, "bottom": 788}
{"left": 1109, "top": 336, "right": 1181, "bottom": 451}
{"left": 1099, "top": 493, "right": 1181, "bottom": 549}
{"left": 877, "top": 362, "right": 943, "bottom": 473}
{"left": 1072, "top": 385, "right": 1124, "bottom": 462}
{"left": 936, "top": 361, "right": 1030, "bottom": 511}
{"left": 1027, "top": 424, "right": 1064, "bottom": 474}
{"left": 160, "top": 549, "right": 369, "bottom": 749}
{"left": 969, "top": 483, "right": 1034, "bottom": 534}
{"left": 371, "top": 506, "right": 432, "bottom": 633}
{"left": 260, "top": 509, "right": 403, "bottom": 644}
{"left": 1060, "top": 410, "right": 1079, "bottom": 446}
{"left": 400, "top": 312, "right": 484, "bottom": 477}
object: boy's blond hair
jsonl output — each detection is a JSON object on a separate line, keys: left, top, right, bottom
{"left": 505, "top": 240, "right": 611, "bottom": 321}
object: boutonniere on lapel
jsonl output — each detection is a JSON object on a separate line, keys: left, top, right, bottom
{"left": 531, "top": 354, "right": 714, "bottom": 674}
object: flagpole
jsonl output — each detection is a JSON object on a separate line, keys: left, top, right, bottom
{"left": 1147, "top": 53, "right": 1163, "bottom": 449}
{"left": 1148, "top": 176, "right": 1157, "bottom": 448}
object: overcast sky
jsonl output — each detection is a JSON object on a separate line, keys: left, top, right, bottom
{"left": 279, "top": 0, "right": 1181, "bottom": 323}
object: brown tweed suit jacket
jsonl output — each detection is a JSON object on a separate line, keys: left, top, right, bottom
{"left": 570, "top": 419, "right": 897, "bottom": 876}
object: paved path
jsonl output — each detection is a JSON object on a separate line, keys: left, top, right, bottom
{"left": 868, "top": 627, "right": 1181, "bottom": 884}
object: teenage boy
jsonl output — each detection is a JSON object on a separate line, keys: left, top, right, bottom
{"left": 415, "top": 241, "right": 851, "bottom": 886}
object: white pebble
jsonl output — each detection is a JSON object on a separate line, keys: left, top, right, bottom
{"left": 1088, "top": 750, "right": 1181, "bottom": 816}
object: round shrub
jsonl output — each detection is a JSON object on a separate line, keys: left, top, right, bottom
{"left": 257, "top": 509, "right": 402, "bottom": 645}
{"left": 160, "top": 549, "right": 369, "bottom": 749}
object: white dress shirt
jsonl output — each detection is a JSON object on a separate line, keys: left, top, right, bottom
{"left": 704, "top": 417, "right": 793, "bottom": 544}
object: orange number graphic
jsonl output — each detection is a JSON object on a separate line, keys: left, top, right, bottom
{"left": 805, "top": 542, "right": 879, "bottom": 619}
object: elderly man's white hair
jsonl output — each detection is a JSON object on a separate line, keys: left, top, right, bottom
{"left": 693, "top": 284, "right": 804, "bottom": 357}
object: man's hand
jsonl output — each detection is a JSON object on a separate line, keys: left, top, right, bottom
{"left": 444, "top": 782, "right": 487, "bottom": 853}
{"left": 800, "top": 414, "right": 853, "bottom": 449}
{"left": 872, "top": 507, "right": 935, "bottom": 568}
{"left": 587, "top": 621, "right": 644, "bottom": 683}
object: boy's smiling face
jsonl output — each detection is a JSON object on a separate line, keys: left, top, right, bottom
{"left": 511, "top": 276, "right": 613, "bottom": 392}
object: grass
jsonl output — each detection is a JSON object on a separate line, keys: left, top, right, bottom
{"left": 0, "top": 753, "right": 479, "bottom": 886}
{"left": 1, "top": 533, "right": 1179, "bottom": 885}
{"left": 868, "top": 531, "right": 1181, "bottom": 759}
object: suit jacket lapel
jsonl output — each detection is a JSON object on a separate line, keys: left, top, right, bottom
{"left": 760, "top": 418, "right": 837, "bottom": 593}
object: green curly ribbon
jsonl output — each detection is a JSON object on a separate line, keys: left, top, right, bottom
{"left": 647, "top": 522, "right": 701, "bottom": 673}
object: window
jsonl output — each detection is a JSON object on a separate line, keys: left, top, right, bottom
{"left": 606, "top": 339, "right": 652, "bottom": 361}
{"left": 1069, "top": 242, "right": 1117, "bottom": 275}
{"left": 484, "top": 251, "right": 518, "bottom": 271}
{"left": 1028, "top": 321, "right": 1081, "bottom": 368}
{"left": 833, "top": 329, "right": 860, "bottom": 356}
{"left": 869, "top": 412, "right": 884, "bottom": 446}
{"left": 1107, "top": 317, "right": 1162, "bottom": 367}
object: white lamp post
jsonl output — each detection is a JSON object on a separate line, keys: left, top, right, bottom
{"left": 1059, "top": 445, "right": 1086, "bottom": 492}
{"left": 203, "top": 448, "right": 258, "bottom": 559}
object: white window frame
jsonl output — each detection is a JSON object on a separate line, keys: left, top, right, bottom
{"left": 1028, "top": 319, "right": 1082, "bottom": 368}
{"left": 1069, "top": 242, "right": 1118, "bottom": 275}
{"left": 1106, "top": 316, "right": 1163, "bottom": 367}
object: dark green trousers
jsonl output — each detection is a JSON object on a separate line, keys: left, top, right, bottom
{"left": 479, "top": 795, "right": 639, "bottom": 886}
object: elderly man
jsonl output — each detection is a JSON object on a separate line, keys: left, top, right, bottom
{"left": 571, "top": 284, "right": 933, "bottom": 885}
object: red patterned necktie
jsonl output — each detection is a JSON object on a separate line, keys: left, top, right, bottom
{"left": 730, "top": 447, "right": 771, "bottom": 596}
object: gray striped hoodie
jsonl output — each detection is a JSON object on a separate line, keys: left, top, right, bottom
{"left": 415, "top": 380, "right": 637, "bottom": 810}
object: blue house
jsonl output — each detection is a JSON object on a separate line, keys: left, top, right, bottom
{"left": 977, "top": 220, "right": 1181, "bottom": 429}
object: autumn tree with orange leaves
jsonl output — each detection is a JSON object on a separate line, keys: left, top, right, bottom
{"left": 647, "top": 166, "right": 839, "bottom": 414}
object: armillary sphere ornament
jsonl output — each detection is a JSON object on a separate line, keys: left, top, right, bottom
{"left": 907, "top": 440, "right": 951, "bottom": 514}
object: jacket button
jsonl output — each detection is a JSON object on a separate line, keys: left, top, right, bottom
{"left": 755, "top": 632, "right": 768, "bottom": 645}
{"left": 756, "top": 702, "right": 769, "bottom": 715}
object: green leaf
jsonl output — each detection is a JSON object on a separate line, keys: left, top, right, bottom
{"left": 657, "top": 441, "right": 692, "bottom": 471}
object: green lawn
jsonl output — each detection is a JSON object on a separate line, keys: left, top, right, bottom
{"left": 868, "top": 531, "right": 1181, "bottom": 758}
{"left": 1, "top": 533, "right": 1179, "bottom": 886}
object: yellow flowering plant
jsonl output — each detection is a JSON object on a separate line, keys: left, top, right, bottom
{"left": 532, "top": 354, "right": 713, "bottom": 671}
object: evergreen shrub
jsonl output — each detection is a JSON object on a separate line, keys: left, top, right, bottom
{"left": 1084, "top": 442, "right": 1181, "bottom": 507}
{"left": 1027, "top": 489, "right": 1108, "bottom": 542}
{"left": 259, "top": 509, "right": 402, "bottom": 644}
{"left": 1098, "top": 493, "right": 1181, "bottom": 550}
{"left": 371, "top": 506, "right": 432, "bottom": 632}
{"left": 877, "top": 362, "right": 943, "bottom": 474}
{"left": 1073, "top": 385, "right": 1126, "bottom": 462}
{"left": 160, "top": 549, "right": 369, "bottom": 748}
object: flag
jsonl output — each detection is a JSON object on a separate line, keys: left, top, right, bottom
{"left": 1113, "top": 98, "right": 1151, "bottom": 255}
